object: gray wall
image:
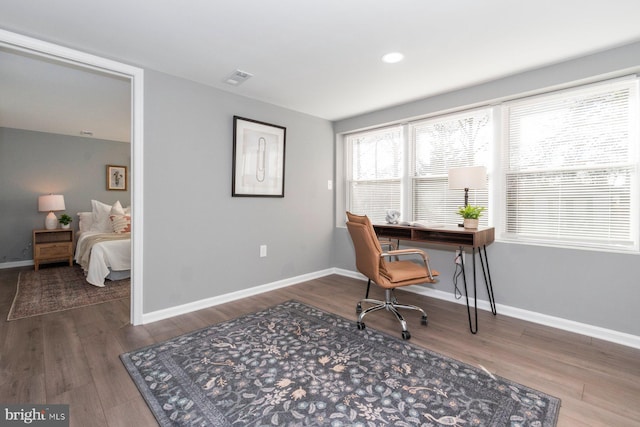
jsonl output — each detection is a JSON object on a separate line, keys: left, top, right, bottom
{"left": 0, "top": 127, "right": 130, "bottom": 263}
{"left": 142, "top": 70, "right": 335, "bottom": 312}
{"left": 332, "top": 41, "right": 640, "bottom": 337}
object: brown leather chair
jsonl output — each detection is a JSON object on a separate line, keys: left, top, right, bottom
{"left": 345, "top": 211, "right": 439, "bottom": 339}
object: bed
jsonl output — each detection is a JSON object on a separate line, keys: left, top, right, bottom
{"left": 74, "top": 199, "right": 131, "bottom": 287}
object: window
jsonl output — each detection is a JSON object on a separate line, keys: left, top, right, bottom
{"left": 411, "top": 109, "right": 491, "bottom": 225}
{"left": 503, "top": 79, "right": 639, "bottom": 251}
{"left": 342, "top": 76, "right": 639, "bottom": 252}
{"left": 345, "top": 109, "right": 491, "bottom": 225}
{"left": 345, "top": 126, "right": 403, "bottom": 223}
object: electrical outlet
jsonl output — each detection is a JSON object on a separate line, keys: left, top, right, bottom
{"left": 455, "top": 249, "right": 464, "bottom": 265}
{"left": 259, "top": 245, "right": 267, "bottom": 258}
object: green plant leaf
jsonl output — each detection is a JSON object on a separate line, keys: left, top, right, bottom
{"left": 456, "top": 205, "right": 485, "bottom": 219}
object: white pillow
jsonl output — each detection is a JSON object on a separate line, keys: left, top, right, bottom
{"left": 91, "top": 200, "right": 114, "bottom": 233}
{"left": 110, "top": 200, "right": 125, "bottom": 216}
{"left": 77, "top": 212, "right": 94, "bottom": 233}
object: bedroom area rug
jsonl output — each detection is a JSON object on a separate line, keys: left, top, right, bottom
{"left": 121, "top": 300, "right": 561, "bottom": 426}
{"left": 7, "top": 266, "right": 129, "bottom": 321}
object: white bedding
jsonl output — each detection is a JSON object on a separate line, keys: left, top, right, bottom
{"left": 75, "top": 231, "right": 131, "bottom": 287}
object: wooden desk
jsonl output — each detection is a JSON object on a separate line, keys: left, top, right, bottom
{"left": 373, "top": 223, "right": 497, "bottom": 334}
{"left": 372, "top": 223, "right": 494, "bottom": 247}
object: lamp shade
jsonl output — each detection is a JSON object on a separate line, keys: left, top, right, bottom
{"left": 448, "top": 166, "right": 487, "bottom": 190}
{"left": 38, "top": 194, "right": 66, "bottom": 230}
{"left": 38, "top": 194, "right": 66, "bottom": 212}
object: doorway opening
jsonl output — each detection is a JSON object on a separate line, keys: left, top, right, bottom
{"left": 0, "top": 29, "right": 144, "bottom": 324}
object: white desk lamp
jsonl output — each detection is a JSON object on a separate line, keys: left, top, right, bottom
{"left": 38, "top": 194, "right": 66, "bottom": 230}
{"left": 448, "top": 166, "right": 487, "bottom": 207}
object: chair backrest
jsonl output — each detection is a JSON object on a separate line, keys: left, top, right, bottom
{"left": 345, "top": 212, "right": 386, "bottom": 282}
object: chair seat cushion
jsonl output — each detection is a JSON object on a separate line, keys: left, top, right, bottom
{"left": 382, "top": 260, "right": 434, "bottom": 283}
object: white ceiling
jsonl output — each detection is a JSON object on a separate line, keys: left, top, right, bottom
{"left": 0, "top": 48, "right": 131, "bottom": 142}
{"left": 2, "top": 0, "right": 640, "bottom": 142}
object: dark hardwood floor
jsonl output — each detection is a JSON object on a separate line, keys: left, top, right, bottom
{"left": 1, "top": 266, "right": 638, "bottom": 426}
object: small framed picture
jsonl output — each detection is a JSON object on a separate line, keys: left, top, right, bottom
{"left": 107, "top": 165, "right": 127, "bottom": 191}
{"left": 232, "top": 116, "right": 286, "bottom": 197}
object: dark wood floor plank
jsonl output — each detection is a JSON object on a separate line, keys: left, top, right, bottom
{"left": 558, "top": 395, "right": 640, "bottom": 427}
{"left": 0, "top": 371, "right": 46, "bottom": 405}
{"left": 142, "top": 316, "right": 186, "bottom": 343}
{"left": 1, "top": 269, "right": 639, "bottom": 427}
{"left": 104, "top": 398, "right": 157, "bottom": 427}
{"left": 80, "top": 329, "right": 142, "bottom": 411}
{"left": 582, "top": 380, "right": 640, "bottom": 424}
{"left": 42, "top": 311, "right": 94, "bottom": 397}
{"left": 113, "top": 322, "right": 156, "bottom": 353}
{"left": 49, "top": 382, "right": 109, "bottom": 427}
{"left": 0, "top": 311, "right": 46, "bottom": 403}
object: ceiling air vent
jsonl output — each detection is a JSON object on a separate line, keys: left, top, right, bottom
{"left": 224, "top": 69, "right": 253, "bottom": 86}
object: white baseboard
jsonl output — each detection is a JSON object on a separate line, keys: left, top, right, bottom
{"left": 0, "top": 260, "right": 33, "bottom": 269}
{"left": 141, "top": 267, "right": 640, "bottom": 350}
{"left": 7, "top": 257, "right": 635, "bottom": 348}
{"left": 333, "top": 268, "right": 640, "bottom": 350}
{"left": 141, "top": 268, "right": 335, "bottom": 324}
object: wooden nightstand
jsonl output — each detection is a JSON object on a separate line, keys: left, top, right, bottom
{"left": 33, "top": 228, "right": 74, "bottom": 271}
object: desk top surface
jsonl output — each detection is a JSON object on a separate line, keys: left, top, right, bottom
{"left": 373, "top": 223, "right": 495, "bottom": 247}
{"left": 373, "top": 223, "right": 493, "bottom": 233}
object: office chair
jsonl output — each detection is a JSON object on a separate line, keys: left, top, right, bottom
{"left": 345, "top": 212, "right": 439, "bottom": 340}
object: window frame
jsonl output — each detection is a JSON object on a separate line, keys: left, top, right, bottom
{"left": 408, "top": 108, "right": 493, "bottom": 227}
{"left": 338, "top": 76, "right": 640, "bottom": 254}
{"left": 498, "top": 77, "right": 640, "bottom": 252}
{"left": 343, "top": 125, "right": 405, "bottom": 224}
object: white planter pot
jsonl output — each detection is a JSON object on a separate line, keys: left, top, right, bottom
{"left": 463, "top": 218, "right": 478, "bottom": 229}
{"left": 60, "top": 223, "right": 71, "bottom": 229}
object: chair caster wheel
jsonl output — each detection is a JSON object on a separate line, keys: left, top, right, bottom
{"left": 402, "top": 330, "right": 411, "bottom": 340}
{"left": 357, "top": 322, "right": 366, "bottom": 330}
{"left": 356, "top": 303, "right": 362, "bottom": 314}
{"left": 421, "top": 316, "right": 428, "bottom": 326}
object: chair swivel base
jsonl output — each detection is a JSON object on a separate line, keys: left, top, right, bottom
{"left": 356, "top": 289, "right": 428, "bottom": 340}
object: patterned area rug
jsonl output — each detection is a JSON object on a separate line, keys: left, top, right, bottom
{"left": 121, "top": 300, "right": 560, "bottom": 426}
{"left": 7, "top": 266, "right": 129, "bottom": 321}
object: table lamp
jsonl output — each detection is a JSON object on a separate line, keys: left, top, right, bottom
{"left": 38, "top": 194, "right": 66, "bottom": 230}
{"left": 448, "top": 166, "right": 487, "bottom": 207}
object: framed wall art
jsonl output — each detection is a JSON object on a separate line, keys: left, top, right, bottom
{"left": 232, "top": 116, "right": 286, "bottom": 197}
{"left": 107, "top": 165, "right": 127, "bottom": 191}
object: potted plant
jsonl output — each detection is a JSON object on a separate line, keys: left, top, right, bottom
{"left": 59, "top": 213, "right": 73, "bottom": 229}
{"left": 457, "top": 205, "right": 485, "bottom": 229}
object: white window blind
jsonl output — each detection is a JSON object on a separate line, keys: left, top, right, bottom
{"left": 411, "top": 109, "right": 492, "bottom": 225}
{"left": 346, "top": 126, "right": 402, "bottom": 223}
{"left": 503, "top": 78, "right": 639, "bottom": 250}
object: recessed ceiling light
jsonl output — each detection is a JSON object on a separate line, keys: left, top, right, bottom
{"left": 382, "top": 52, "right": 404, "bottom": 64}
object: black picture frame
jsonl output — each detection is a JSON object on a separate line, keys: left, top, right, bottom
{"left": 232, "top": 116, "right": 286, "bottom": 197}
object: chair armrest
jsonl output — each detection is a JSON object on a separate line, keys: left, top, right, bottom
{"left": 379, "top": 239, "right": 397, "bottom": 250}
{"left": 384, "top": 248, "right": 423, "bottom": 256}
{"left": 380, "top": 249, "right": 437, "bottom": 281}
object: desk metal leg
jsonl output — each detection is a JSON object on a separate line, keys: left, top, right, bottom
{"left": 479, "top": 245, "right": 497, "bottom": 315}
{"left": 459, "top": 245, "right": 497, "bottom": 334}
{"left": 459, "top": 246, "right": 476, "bottom": 334}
